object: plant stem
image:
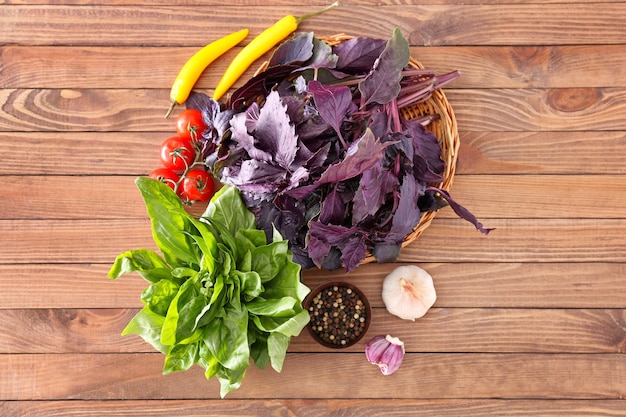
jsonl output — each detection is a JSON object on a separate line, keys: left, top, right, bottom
{"left": 296, "top": 1, "right": 340, "bottom": 24}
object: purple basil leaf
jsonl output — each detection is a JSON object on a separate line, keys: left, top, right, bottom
{"left": 292, "top": 246, "right": 316, "bottom": 270}
{"left": 352, "top": 161, "right": 399, "bottom": 224}
{"left": 428, "top": 187, "right": 494, "bottom": 235}
{"left": 248, "top": 91, "right": 298, "bottom": 169}
{"left": 186, "top": 92, "right": 234, "bottom": 140}
{"left": 308, "top": 80, "right": 353, "bottom": 140}
{"left": 283, "top": 183, "right": 318, "bottom": 200}
{"left": 229, "top": 110, "right": 273, "bottom": 163}
{"left": 318, "top": 128, "right": 396, "bottom": 185}
{"left": 334, "top": 37, "right": 387, "bottom": 73}
{"left": 368, "top": 109, "right": 390, "bottom": 138}
{"left": 405, "top": 120, "right": 445, "bottom": 181}
{"left": 319, "top": 184, "right": 346, "bottom": 224}
{"left": 185, "top": 92, "right": 235, "bottom": 166}
{"left": 221, "top": 159, "right": 285, "bottom": 198}
{"left": 388, "top": 175, "right": 425, "bottom": 240}
{"left": 309, "top": 221, "right": 356, "bottom": 245}
{"left": 307, "top": 221, "right": 357, "bottom": 268}
{"left": 285, "top": 166, "right": 310, "bottom": 191}
{"left": 268, "top": 32, "right": 314, "bottom": 67}
{"left": 306, "top": 233, "right": 331, "bottom": 269}
{"left": 359, "top": 28, "right": 411, "bottom": 106}
{"left": 341, "top": 234, "right": 368, "bottom": 273}
{"left": 320, "top": 247, "right": 343, "bottom": 271}
{"left": 371, "top": 242, "right": 401, "bottom": 263}
{"left": 228, "top": 64, "right": 300, "bottom": 111}
{"left": 301, "top": 36, "right": 338, "bottom": 70}
{"left": 417, "top": 189, "right": 450, "bottom": 212}
{"left": 286, "top": 129, "right": 396, "bottom": 199}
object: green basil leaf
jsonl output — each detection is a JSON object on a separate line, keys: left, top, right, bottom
{"left": 235, "top": 228, "right": 267, "bottom": 252}
{"left": 249, "top": 332, "right": 270, "bottom": 370}
{"left": 217, "top": 367, "right": 246, "bottom": 399}
{"left": 141, "top": 279, "right": 180, "bottom": 317}
{"left": 267, "top": 332, "right": 290, "bottom": 372}
{"left": 176, "top": 295, "right": 208, "bottom": 342}
{"left": 204, "top": 219, "right": 239, "bottom": 261}
{"left": 121, "top": 306, "right": 167, "bottom": 353}
{"left": 135, "top": 177, "right": 200, "bottom": 268}
{"left": 203, "top": 305, "right": 250, "bottom": 371}
{"left": 251, "top": 310, "right": 310, "bottom": 337}
{"left": 246, "top": 296, "right": 297, "bottom": 317}
{"left": 108, "top": 249, "right": 171, "bottom": 283}
{"left": 261, "top": 260, "right": 308, "bottom": 300}
{"left": 202, "top": 185, "right": 256, "bottom": 237}
{"left": 163, "top": 342, "right": 199, "bottom": 374}
{"left": 250, "top": 240, "right": 290, "bottom": 283}
{"left": 188, "top": 217, "right": 219, "bottom": 275}
{"left": 161, "top": 277, "right": 198, "bottom": 345}
{"left": 199, "top": 340, "right": 221, "bottom": 379}
{"left": 239, "top": 250, "right": 252, "bottom": 273}
{"left": 233, "top": 270, "right": 263, "bottom": 300}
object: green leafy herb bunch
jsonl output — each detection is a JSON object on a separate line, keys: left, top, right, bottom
{"left": 109, "top": 177, "right": 310, "bottom": 397}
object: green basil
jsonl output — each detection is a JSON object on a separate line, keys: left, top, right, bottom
{"left": 108, "top": 178, "right": 310, "bottom": 397}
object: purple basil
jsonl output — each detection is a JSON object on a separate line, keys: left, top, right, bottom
{"left": 193, "top": 29, "right": 490, "bottom": 272}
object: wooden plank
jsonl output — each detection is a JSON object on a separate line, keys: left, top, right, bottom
{"left": 4, "top": 45, "right": 626, "bottom": 89}
{"left": 447, "top": 88, "right": 626, "bottom": 132}
{"left": 398, "top": 218, "right": 626, "bottom": 263}
{"left": 457, "top": 131, "right": 626, "bottom": 175}
{"left": 3, "top": 174, "right": 625, "bottom": 220}
{"left": 3, "top": 399, "right": 626, "bottom": 417}
{"left": 3, "top": 131, "right": 626, "bottom": 176}
{"left": 5, "top": 0, "right": 626, "bottom": 5}
{"left": 0, "top": 264, "right": 146, "bottom": 309}
{"left": 1, "top": 307, "right": 624, "bottom": 354}
{"left": 0, "top": 89, "right": 168, "bottom": 132}
{"left": 2, "top": 399, "right": 626, "bottom": 417}
{"left": 2, "top": 5, "right": 626, "bottom": 46}
{"left": 2, "top": 262, "right": 624, "bottom": 309}
{"left": 439, "top": 175, "right": 626, "bottom": 219}
{"left": 2, "top": 218, "right": 626, "bottom": 264}
{"left": 3, "top": 88, "right": 625, "bottom": 132}
{"left": 0, "top": 132, "right": 160, "bottom": 176}
{"left": 0, "top": 352, "right": 624, "bottom": 399}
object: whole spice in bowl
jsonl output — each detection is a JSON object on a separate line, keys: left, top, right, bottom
{"left": 304, "top": 281, "right": 371, "bottom": 348}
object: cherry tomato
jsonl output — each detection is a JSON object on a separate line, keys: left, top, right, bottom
{"left": 176, "top": 109, "right": 207, "bottom": 141}
{"left": 180, "top": 169, "right": 215, "bottom": 202}
{"left": 160, "top": 136, "right": 196, "bottom": 173}
{"left": 149, "top": 167, "right": 180, "bottom": 191}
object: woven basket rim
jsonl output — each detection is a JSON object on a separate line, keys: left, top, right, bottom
{"left": 257, "top": 33, "right": 460, "bottom": 265}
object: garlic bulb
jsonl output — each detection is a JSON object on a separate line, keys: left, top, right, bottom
{"left": 382, "top": 265, "right": 436, "bottom": 321}
{"left": 365, "top": 334, "right": 405, "bottom": 375}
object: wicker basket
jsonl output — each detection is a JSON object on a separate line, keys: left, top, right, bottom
{"left": 256, "top": 33, "right": 460, "bottom": 265}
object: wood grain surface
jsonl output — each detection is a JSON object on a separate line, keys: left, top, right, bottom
{"left": 1, "top": 0, "right": 625, "bottom": 415}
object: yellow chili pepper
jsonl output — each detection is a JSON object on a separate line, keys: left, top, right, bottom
{"left": 166, "top": 29, "right": 249, "bottom": 118}
{"left": 212, "top": 1, "right": 339, "bottom": 101}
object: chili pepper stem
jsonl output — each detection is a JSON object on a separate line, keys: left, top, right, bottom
{"left": 296, "top": 1, "right": 339, "bottom": 24}
{"left": 165, "top": 101, "right": 177, "bottom": 119}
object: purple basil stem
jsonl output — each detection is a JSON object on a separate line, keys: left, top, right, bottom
{"left": 365, "top": 335, "right": 405, "bottom": 376}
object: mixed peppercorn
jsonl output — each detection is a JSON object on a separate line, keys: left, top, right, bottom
{"left": 307, "top": 284, "right": 369, "bottom": 348}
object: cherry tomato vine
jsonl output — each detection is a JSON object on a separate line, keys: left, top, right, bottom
{"left": 149, "top": 109, "right": 215, "bottom": 205}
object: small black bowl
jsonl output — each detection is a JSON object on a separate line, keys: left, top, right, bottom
{"left": 303, "top": 281, "right": 372, "bottom": 349}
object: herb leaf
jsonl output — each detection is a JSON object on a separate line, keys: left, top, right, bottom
{"left": 308, "top": 80, "right": 354, "bottom": 142}
{"left": 359, "top": 27, "right": 411, "bottom": 106}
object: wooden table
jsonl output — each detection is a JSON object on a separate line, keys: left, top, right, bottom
{"left": 2, "top": 1, "right": 626, "bottom": 415}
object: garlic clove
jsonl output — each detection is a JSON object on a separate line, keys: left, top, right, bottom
{"left": 365, "top": 334, "right": 405, "bottom": 375}
{"left": 382, "top": 265, "right": 436, "bottom": 321}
